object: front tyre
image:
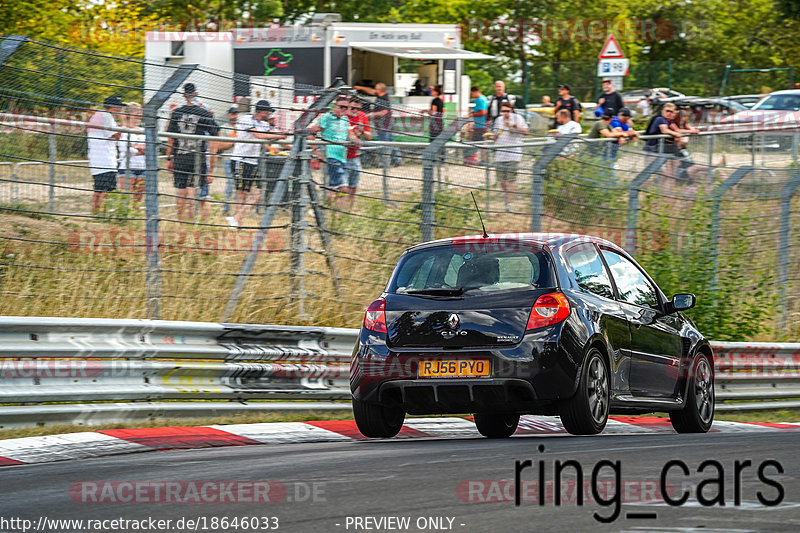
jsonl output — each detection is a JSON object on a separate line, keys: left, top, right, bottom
{"left": 352, "top": 398, "right": 405, "bottom": 438}
{"left": 473, "top": 412, "right": 520, "bottom": 438}
{"left": 559, "top": 348, "right": 609, "bottom": 435}
{"left": 670, "top": 353, "right": 715, "bottom": 433}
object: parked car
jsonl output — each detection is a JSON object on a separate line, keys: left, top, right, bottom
{"left": 622, "top": 87, "right": 687, "bottom": 115}
{"left": 719, "top": 89, "right": 800, "bottom": 148}
{"left": 653, "top": 97, "right": 747, "bottom": 126}
{"left": 721, "top": 94, "right": 764, "bottom": 109}
{"left": 351, "top": 233, "right": 714, "bottom": 438}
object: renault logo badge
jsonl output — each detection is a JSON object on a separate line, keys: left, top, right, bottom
{"left": 447, "top": 313, "right": 459, "bottom": 329}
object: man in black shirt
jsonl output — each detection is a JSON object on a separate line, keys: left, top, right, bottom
{"left": 487, "top": 80, "right": 518, "bottom": 123}
{"left": 166, "top": 83, "right": 220, "bottom": 221}
{"left": 354, "top": 82, "right": 400, "bottom": 166}
{"left": 552, "top": 84, "right": 581, "bottom": 127}
{"left": 597, "top": 79, "right": 624, "bottom": 117}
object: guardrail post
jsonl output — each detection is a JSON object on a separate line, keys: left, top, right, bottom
{"left": 48, "top": 122, "right": 56, "bottom": 212}
{"left": 710, "top": 166, "right": 752, "bottom": 289}
{"left": 529, "top": 135, "right": 573, "bottom": 232}
{"left": 625, "top": 154, "right": 667, "bottom": 254}
{"left": 778, "top": 169, "right": 800, "bottom": 333}
{"left": 143, "top": 63, "right": 198, "bottom": 320}
{"left": 224, "top": 81, "right": 344, "bottom": 322}
{"left": 422, "top": 119, "right": 466, "bottom": 241}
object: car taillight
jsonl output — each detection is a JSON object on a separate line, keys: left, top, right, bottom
{"left": 526, "top": 292, "right": 571, "bottom": 330}
{"left": 363, "top": 298, "right": 387, "bottom": 333}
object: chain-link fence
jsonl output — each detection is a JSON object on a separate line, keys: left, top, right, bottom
{"left": 1, "top": 37, "right": 799, "bottom": 340}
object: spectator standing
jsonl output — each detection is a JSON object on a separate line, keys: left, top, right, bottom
{"left": 553, "top": 109, "right": 582, "bottom": 155}
{"left": 541, "top": 95, "right": 553, "bottom": 106}
{"left": 464, "top": 85, "right": 488, "bottom": 165}
{"left": 488, "top": 102, "right": 528, "bottom": 212}
{"left": 608, "top": 107, "right": 639, "bottom": 160}
{"left": 344, "top": 98, "right": 372, "bottom": 210}
{"left": 310, "top": 97, "right": 354, "bottom": 205}
{"left": 166, "top": 83, "right": 219, "bottom": 222}
{"left": 117, "top": 101, "right": 146, "bottom": 204}
{"left": 354, "top": 82, "right": 399, "bottom": 166}
{"left": 553, "top": 84, "right": 582, "bottom": 127}
{"left": 428, "top": 85, "right": 445, "bottom": 141}
{"left": 226, "top": 100, "right": 286, "bottom": 228}
{"left": 87, "top": 95, "right": 123, "bottom": 214}
{"left": 208, "top": 107, "right": 240, "bottom": 214}
{"left": 487, "top": 80, "right": 517, "bottom": 123}
{"left": 597, "top": 80, "right": 624, "bottom": 117}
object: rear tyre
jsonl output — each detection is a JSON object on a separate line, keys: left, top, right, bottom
{"left": 559, "top": 348, "right": 609, "bottom": 435}
{"left": 670, "top": 353, "right": 715, "bottom": 433}
{"left": 352, "top": 398, "right": 405, "bottom": 438}
{"left": 473, "top": 412, "right": 520, "bottom": 438}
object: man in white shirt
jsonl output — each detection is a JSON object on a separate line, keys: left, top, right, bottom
{"left": 227, "top": 100, "right": 286, "bottom": 228}
{"left": 87, "top": 95, "right": 123, "bottom": 214}
{"left": 489, "top": 102, "right": 528, "bottom": 212}
{"left": 554, "top": 109, "right": 582, "bottom": 155}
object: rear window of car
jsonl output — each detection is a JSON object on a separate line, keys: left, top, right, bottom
{"left": 387, "top": 244, "right": 557, "bottom": 294}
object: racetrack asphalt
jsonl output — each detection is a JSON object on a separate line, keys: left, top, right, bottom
{"left": 2, "top": 430, "right": 799, "bottom": 532}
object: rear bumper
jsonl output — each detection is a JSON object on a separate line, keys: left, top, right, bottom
{"left": 370, "top": 378, "right": 538, "bottom": 415}
{"left": 351, "top": 324, "right": 584, "bottom": 413}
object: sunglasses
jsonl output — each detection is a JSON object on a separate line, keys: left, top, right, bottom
{"left": 336, "top": 105, "right": 350, "bottom": 109}
{"left": 501, "top": 109, "right": 512, "bottom": 113}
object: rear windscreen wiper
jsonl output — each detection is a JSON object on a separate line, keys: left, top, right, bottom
{"left": 404, "top": 287, "right": 464, "bottom": 296}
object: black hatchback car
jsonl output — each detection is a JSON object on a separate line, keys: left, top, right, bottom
{"left": 350, "top": 233, "right": 714, "bottom": 437}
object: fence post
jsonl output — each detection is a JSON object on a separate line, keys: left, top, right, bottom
{"left": 625, "top": 154, "right": 667, "bottom": 254}
{"left": 223, "top": 80, "right": 344, "bottom": 322}
{"left": 710, "top": 166, "right": 752, "bottom": 288}
{"left": 778, "top": 169, "right": 800, "bottom": 333}
{"left": 0, "top": 35, "right": 27, "bottom": 65}
{"left": 290, "top": 142, "right": 311, "bottom": 322}
{"left": 142, "top": 63, "right": 198, "bottom": 320}
{"left": 529, "top": 136, "right": 573, "bottom": 232}
{"left": 421, "top": 119, "right": 467, "bottom": 241}
{"left": 381, "top": 146, "right": 391, "bottom": 202}
{"left": 706, "top": 132, "right": 715, "bottom": 182}
{"left": 792, "top": 131, "right": 798, "bottom": 165}
{"left": 48, "top": 122, "right": 56, "bottom": 212}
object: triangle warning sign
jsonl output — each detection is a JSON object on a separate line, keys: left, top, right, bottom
{"left": 599, "top": 35, "right": 624, "bottom": 59}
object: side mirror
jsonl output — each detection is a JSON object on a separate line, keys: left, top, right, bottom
{"left": 667, "top": 293, "right": 696, "bottom": 314}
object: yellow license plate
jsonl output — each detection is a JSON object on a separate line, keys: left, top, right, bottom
{"left": 418, "top": 359, "right": 491, "bottom": 378}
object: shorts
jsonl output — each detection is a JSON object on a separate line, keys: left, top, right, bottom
{"left": 496, "top": 161, "right": 519, "bottom": 182}
{"left": 327, "top": 158, "right": 347, "bottom": 189}
{"left": 92, "top": 171, "right": 117, "bottom": 192}
{"left": 234, "top": 161, "right": 259, "bottom": 192}
{"left": 344, "top": 158, "right": 362, "bottom": 189}
{"left": 173, "top": 158, "right": 208, "bottom": 190}
{"left": 119, "top": 169, "right": 145, "bottom": 179}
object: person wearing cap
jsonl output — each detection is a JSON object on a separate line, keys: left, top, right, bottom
{"left": 87, "top": 95, "right": 124, "bottom": 214}
{"left": 166, "top": 83, "right": 220, "bottom": 222}
{"left": 597, "top": 80, "right": 624, "bottom": 117}
{"left": 489, "top": 101, "right": 528, "bottom": 213}
{"left": 209, "top": 106, "right": 240, "bottom": 214}
{"left": 343, "top": 97, "right": 372, "bottom": 211}
{"left": 227, "top": 99, "right": 286, "bottom": 228}
{"left": 608, "top": 107, "right": 639, "bottom": 160}
{"left": 309, "top": 96, "right": 356, "bottom": 204}
{"left": 553, "top": 84, "right": 581, "bottom": 128}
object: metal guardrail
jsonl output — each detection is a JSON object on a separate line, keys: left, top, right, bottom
{"left": 0, "top": 318, "right": 798, "bottom": 428}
